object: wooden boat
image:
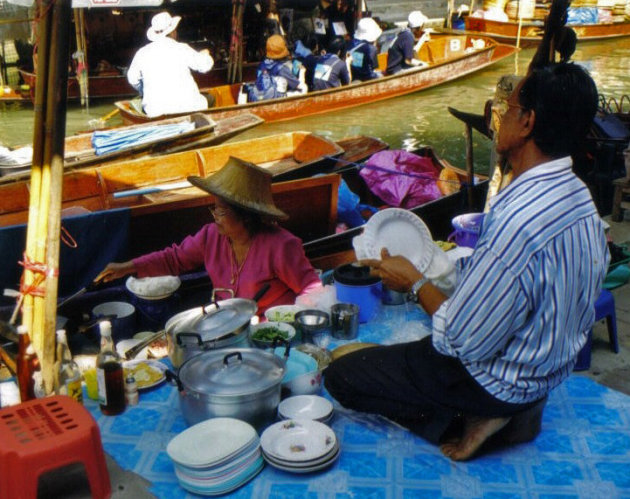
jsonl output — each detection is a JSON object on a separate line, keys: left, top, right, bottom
{"left": 0, "top": 131, "right": 349, "bottom": 228}
{"left": 17, "top": 63, "right": 258, "bottom": 103}
{"left": 0, "top": 112, "right": 264, "bottom": 179}
{"left": 304, "top": 146, "right": 489, "bottom": 270}
{"left": 113, "top": 34, "right": 518, "bottom": 125}
{"left": 448, "top": 17, "right": 630, "bottom": 48}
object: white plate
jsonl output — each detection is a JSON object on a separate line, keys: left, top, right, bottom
{"left": 262, "top": 447, "right": 340, "bottom": 474}
{"left": 125, "top": 275, "right": 181, "bottom": 300}
{"left": 361, "top": 208, "right": 435, "bottom": 272}
{"left": 167, "top": 417, "right": 258, "bottom": 468}
{"left": 260, "top": 419, "right": 337, "bottom": 463}
{"left": 278, "top": 395, "right": 333, "bottom": 422}
{"left": 122, "top": 359, "right": 167, "bottom": 390}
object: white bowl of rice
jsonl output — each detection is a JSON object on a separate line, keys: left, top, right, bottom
{"left": 126, "top": 275, "right": 181, "bottom": 300}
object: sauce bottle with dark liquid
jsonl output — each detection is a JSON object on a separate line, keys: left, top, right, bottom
{"left": 96, "top": 321, "right": 125, "bottom": 415}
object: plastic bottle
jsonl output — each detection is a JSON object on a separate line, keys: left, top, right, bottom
{"left": 16, "top": 325, "right": 37, "bottom": 402}
{"left": 96, "top": 321, "right": 125, "bottom": 415}
{"left": 55, "top": 330, "right": 83, "bottom": 403}
{"left": 124, "top": 374, "right": 138, "bottom": 406}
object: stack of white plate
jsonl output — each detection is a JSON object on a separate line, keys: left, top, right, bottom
{"left": 166, "top": 418, "right": 263, "bottom": 495}
{"left": 260, "top": 419, "right": 340, "bottom": 473}
{"left": 278, "top": 395, "right": 334, "bottom": 423}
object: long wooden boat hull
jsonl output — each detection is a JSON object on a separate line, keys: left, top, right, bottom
{"left": 0, "top": 131, "right": 346, "bottom": 228}
{"left": 115, "top": 35, "right": 518, "bottom": 125}
{"left": 17, "top": 64, "right": 258, "bottom": 102}
{"left": 0, "top": 112, "right": 264, "bottom": 180}
{"left": 454, "top": 17, "right": 630, "bottom": 48}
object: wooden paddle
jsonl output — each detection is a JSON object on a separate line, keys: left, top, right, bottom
{"left": 88, "top": 108, "right": 120, "bottom": 130}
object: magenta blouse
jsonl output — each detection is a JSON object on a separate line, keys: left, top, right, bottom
{"left": 132, "top": 223, "right": 321, "bottom": 314}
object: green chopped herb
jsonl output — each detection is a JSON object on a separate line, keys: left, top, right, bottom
{"left": 252, "top": 326, "right": 289, "bottom": 342}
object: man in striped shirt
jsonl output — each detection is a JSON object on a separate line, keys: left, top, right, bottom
{"left": 325, "top": 63, "right": 610, "bottom": 460}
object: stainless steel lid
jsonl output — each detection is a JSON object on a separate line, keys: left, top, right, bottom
{"left": 178, "top": 348, "right": 285, "bottom": 395}
{"left": 166, "top": 298, "right": 257, "bottom": 342}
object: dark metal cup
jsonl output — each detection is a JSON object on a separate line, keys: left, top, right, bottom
{"left": 331, "top": 303, "right": 360, "bottom": 340}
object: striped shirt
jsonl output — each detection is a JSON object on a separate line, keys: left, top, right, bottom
{"left": 432, "top": 157, "right": 609, "bottom": 403}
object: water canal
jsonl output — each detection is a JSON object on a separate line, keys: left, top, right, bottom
{"left": 1, "top": 37, "right": 629, "bottom": 176}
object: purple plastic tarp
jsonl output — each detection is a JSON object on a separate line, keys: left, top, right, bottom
{"left": 359, "top": 150, "right": 443, "bottom": 209}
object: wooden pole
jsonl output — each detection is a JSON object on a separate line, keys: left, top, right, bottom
{"left": 464, "top": 123, "right": 475, "bottom": 210}
{"left": 39, "top": 0, "right": 72, "bottom": 394}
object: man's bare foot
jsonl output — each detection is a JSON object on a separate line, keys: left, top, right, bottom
{"left": 440, "top": 416, "right": 511, "bottom": 461}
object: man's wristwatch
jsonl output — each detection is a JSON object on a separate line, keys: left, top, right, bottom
{"left": 407, "top": 276, "right": 429, "bottom": 302}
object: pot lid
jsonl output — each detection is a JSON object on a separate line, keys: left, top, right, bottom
{"left": 165, "top": 298, "right": 257, "bottom": 342}
{"left": 333, "top": 263, "right": 381, "bottom": 286}
{"left": 179, "top": 348, "right": 285, "bottom": 395}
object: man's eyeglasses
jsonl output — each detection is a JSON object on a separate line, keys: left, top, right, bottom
{"left": 208, "top": 205, "right": 231, "bottom": 218}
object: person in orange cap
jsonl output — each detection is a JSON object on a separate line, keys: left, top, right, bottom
{"left": 247, "top": 34, "right": 306, "bottom": 101}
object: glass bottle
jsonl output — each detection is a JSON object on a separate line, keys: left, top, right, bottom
{"left": 16, "top": 325, "right": 36, "bottom": 402}
{"left": 96, "top": 321, "right": 125, "bottom": 415}
{"left": 55, "top": 329, "right": 83, "bottom": 403}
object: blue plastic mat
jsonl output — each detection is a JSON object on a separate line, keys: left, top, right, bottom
{"left": 84, "top": 304, "right": 630, "bottom": 498}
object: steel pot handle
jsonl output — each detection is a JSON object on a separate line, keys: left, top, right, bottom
{"left": 165, "top": 369, "right": 183, "bottom": 391}
{"left": 205, "top": 288, "right": 235, "bottom": 313}
{"left": 223, "top": 351, "right": 243, "bottom": 367}
{"left": 271, "top": 337, "right": 291, "bottom": 361}
{"left": 176, "top": 332, "right": 203, "bottom": 347}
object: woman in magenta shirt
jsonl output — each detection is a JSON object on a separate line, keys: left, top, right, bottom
{"left": 96, "top": 157, "right": 321, "bottom": 315}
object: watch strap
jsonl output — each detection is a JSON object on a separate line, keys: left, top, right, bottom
{"left": 408, "top": 276, "right": 429, "bottom": 302}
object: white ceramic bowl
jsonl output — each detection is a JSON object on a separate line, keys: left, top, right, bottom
{"left": 248, "top": 321, "right": 296, "bottom": 348}
{"left": 126, "top": 275, "right": 181, "bottom": 300}
{"left": 278, "top": 395, "right": 334, "bottom": 422}
{"left": 264, "top": 305, "right": 304, "bottom": 323}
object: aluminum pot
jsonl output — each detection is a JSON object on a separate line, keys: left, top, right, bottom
{"left": 165, "top": 347, "right": 286, "bottom": 430}
{"left": 165, "top": 288, "right": 260, "bottom": 368}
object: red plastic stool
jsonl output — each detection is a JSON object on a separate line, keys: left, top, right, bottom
{"left": 0, "top": 395, "right": 111, "bottom": 499}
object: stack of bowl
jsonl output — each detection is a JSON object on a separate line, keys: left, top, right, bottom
{"left": 278, "top": 395, "right": 334, "bottom": 423}
{"left": 166, "top": 417, "right": 263, "bottom": 496}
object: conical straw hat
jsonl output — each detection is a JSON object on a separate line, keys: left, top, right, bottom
{"left": 188, "top": 156, "right": 288, "bottom": 220}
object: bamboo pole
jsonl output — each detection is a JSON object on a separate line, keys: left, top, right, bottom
{"left": 37, "top": 0, "right": 72, "bottom": 393}
{"left": 22, "top": 0, "right": 53, "bottom": 338}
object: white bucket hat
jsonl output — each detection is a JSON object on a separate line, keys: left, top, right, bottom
{"left": 408, "top": 10, "right": 428, "bottom": 29}
{"left": 354, "top": 18, "right": 383, "bottom": 43}
{"left": 147, "top": 12, "right": 181, "bottom": 42}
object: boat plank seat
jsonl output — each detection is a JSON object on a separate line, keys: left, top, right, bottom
{"left": 419, "top": 36, "right": 467, "bottom": 65}
{"left": 205, "top": 84, "right": 239, "bottom": 107}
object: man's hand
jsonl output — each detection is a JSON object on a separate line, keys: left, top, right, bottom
{"left": 359, "top": 248, "right": 423, "bottom": 292}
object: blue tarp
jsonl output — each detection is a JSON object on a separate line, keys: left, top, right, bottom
{"left": 91, "top": 122, "right": 195, "bottom": 156}
{"left": 567, "top": 7, "right": 599, "bottom": 24}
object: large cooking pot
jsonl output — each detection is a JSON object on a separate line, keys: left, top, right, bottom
{"left": 166, "top": 288, "right": 264, "bottom": 367}
{"left": 165, "top": 347, "right": 286, "bottom": 430}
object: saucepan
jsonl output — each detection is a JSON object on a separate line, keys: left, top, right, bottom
{"left": 165, "top": 284, "right": 270, "bottom": 367}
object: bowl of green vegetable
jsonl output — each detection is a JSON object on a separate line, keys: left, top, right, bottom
{"left": 249, "top": 321, "right": 296, "bottom": 349}
{"left": 264, "top": 305, "right": 304, "bottom": 323}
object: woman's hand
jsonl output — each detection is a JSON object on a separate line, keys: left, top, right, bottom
{"left": 94, "top": 261, "right": 136, "bottom": 284}
{"left": 359, "top": 248, "right": 423, "bottom": 292}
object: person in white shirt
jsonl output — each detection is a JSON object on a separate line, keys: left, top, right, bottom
{"left": 127, "top": 12, "right": 214, "bottom": 118}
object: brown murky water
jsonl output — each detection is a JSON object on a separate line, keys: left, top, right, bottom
{"left": 1, "top": 37, "right": 629, "bottom": 175}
